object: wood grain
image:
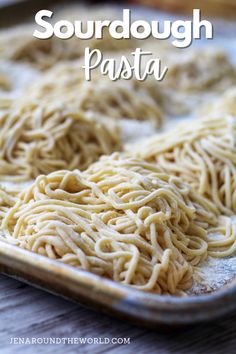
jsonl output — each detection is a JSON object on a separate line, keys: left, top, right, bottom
{"left": 1, "top": 274, "right": 236, "bottom": 354}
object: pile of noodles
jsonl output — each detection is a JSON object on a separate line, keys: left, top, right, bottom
{"left": 129, "top": 116, "right": 236, "bottom": 216}
{"left": 0, "top": 27, "right": 84, "bottom": 71}
{"left": 0, "top": 185, "right": 17, "bottom": 224}
{"left": 0, "top": 154, "right": 220, "bottom": 294}
{"left": 0, "top": 99, "right": 121, "bottom": 182}
{"left": 28, "top": 61, "right": 163, "bottom": 127}
{"left": 0, "top": 70, "right": 12, "bottom": 109}
{"left": 0, "top": 6, "right": 138, "bottom": 71}
{"left": 163, "top": 48, "right": 236, "bottom": 93}
{"left": 207, "top": 216, "right": 236, "bottom": 258}
{"left": 0, "top": 70, "right": 11, "bottom": 91}
{"left": 141, "top": 47, "right": 236, "bottom": 116}
{"left": 201, "top": 86, "right": 236, "bottom": 117}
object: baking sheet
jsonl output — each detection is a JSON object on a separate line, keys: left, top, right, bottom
{"left": 1, "top": 240, "right": 236, "bottom": 327}
{"left": 0, "top": 3, "right": 236, "bottom": 326}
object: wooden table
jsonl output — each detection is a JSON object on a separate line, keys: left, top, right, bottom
{"left": 1, "top": 274, "right": 236, "bottom": 354}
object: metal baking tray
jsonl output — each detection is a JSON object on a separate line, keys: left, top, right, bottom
{"left": 1, "top": 0, "right": 236, "bottom": 328}
{"left": 1, "top": 240, "right": 236, "bottom": 327}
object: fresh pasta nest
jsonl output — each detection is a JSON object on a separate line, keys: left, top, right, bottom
{"left": 142, "top": 48, "right": 236, "bottom": 116}
{"left": 0, "top": 99, "right": 121, "bottom": 182}
{"left": 1, "top": 154, "right": 219, "bottom": 294}
{"left": 29, "top": 62, "right": 163, "bottom": 127}
{"left": 130, "top": 116, "right": 236, "bottom": 215}
{"left": 0, "top": 27, "right": 85, "bottom": 71}
{"left": 202, "top": 86, "right": 236, "bottom": 117}
{"left": 0, "top": 70, "right": 11, "bottom": 91}
{"left": 0, "top": 19, "right": 137, "bottom": 71}
{"left": 164, "top": 49, "right": 236, "bottom": 93}
{"left": 0, "top": 185, "right": 17, "bottom": 223}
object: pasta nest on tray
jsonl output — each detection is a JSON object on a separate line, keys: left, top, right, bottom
{"left": 0, "top": 27, "right": 85, "bottom": 71}
{"left": 140, "top": 47, "right": 236, "bottom": 116}
{"left": 0, "top": 99, "right": 121, "bottom": 182}
{"left": 0, "top": 69, "right": 11, "bottom": 92}
{"left": 129, "top": 115, "right": 236, "bottom": 215}
{"left": 28, "top": 61, "right": 163, "bottom": 128}
{"left": 0, "top": 17, "right": 137, "bottom": 71}
{"left": 1, "top": 154, "right": 218, "bottom": 295}
{"left": 201, "top": 86, "right": 236, "bottom": 117}
{"left": 0, "top": 185, "right": 17, "bottom": 224}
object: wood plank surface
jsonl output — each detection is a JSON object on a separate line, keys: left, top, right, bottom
{"left": 1, "top": 274, "right": 236, "bottom": 354}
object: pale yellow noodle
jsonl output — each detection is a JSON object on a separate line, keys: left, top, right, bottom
{"left": 207, "top": 216, "right": 236, "bottom": 258}
{"left": 141, "top": 47, "right": 236, "bottom": 116}
{"left": 0, "top": 8, "right": 137, "bottom": 71}
{"left": 201, "top": 86, "right": 236, "bottom": 117}
{"left": 0, "top": 70, "right": 11, "bottom": 91}
{"left": 130, "top": 116, "right": 236, "bottom": 216}
{"left": 0, "top": 185, "right": 17, "bottom": 223}
{"left": 28, "top": 61, "right": 163, "bottom": 127}
{"left": 0, "top": 154, "right": 219, "bottom": 294}
{"left": 0, "top": 99, "right": 121, "bottom": 182}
